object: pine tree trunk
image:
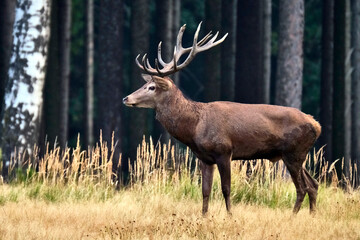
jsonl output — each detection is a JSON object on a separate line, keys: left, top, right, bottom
{"left": 262, "top": 0, "right": 271, "bottom": 104}
{"left": 172, "top": 0, "right": 181, "bottom": 85}
{"left": 235, "top": 0, "right": 270, "bottom": 104}
{"left": 275, "top": 0, "right": 304, "bottom": 109}
{"left": 128, "top": 0, "right": 150, "bottom": 160}
{"left": 154, "top": 0, "right": 173, "bottom": 142}
{"left": 220, "top": 0, "right": 237, "bottom": 101}
{"left": 351, "top": 0, "right": 360, "bottom": 186}
{"left": 85, "top": 0, "right": 94, "bottom": 148}
{"left": 97, "top": 0, "right": 123, "bottom": 166}
{"left": 42, "top": 0, "right": 60, "bottom": 149}
{"left": 58, "top": 0, "right": 71, "bottom": 149}
{"left": 0, "top": 0, "right": 16, "bottom": 115}
{"left": 333, "top": 0, "right": 351, "bottom": 181}
{"left": 204, "top": 0, "right": 221, "bottom": 102}
{"left": 319, "top": 0, "right": 334, "bottom": 163}
{"left": 1, "top": 0, "right": 51, "bottom": 178}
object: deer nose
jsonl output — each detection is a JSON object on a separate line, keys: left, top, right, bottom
{"left": 122, "top": 97, "right": 128, "bottom": 104}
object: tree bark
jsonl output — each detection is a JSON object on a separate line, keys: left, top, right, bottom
{"left": 42, "top": 0, "right": 59, "bottom": 149}
{"left": 1, "top": 0, "right": 51, "bottom": 178}
{"left": 153, "top": 0, "right": 174, "bottom": 142}
{"left": 351, "top": 0, "right": 360, "bottom": 186}
{"left": 262, "top": 0, "right": 272, "bottom": 104}
{"left": 275, "top": 0, "right": 304, "bottom": 109}
{"left": 97, "top": 0, "right": 123, "bottom": 165}
{"left": 128, "top": 0, "right": 150, "bottom": 160}
{"left": 172, "top": 0, "right": 181, "bottom": 85}
{"left": 58, "top": 0, "right": 71, "bottom": 149}
{"left": 85, "top": 0, "right": 94, "bottom": 148}
{"left": 0, "top": 0, "right": 16, "bottom": 116}
{"left": 333, "top": 0, "right": 351, "bottom": 180}
{"left": 204, "top": 0, "right": 221, "bottom": 102}
{"left": 235, "top": 0, "right": 270, "bottom": 104}
{"left": 220, "top": 0, "right": 237, "bottom": 101}
{"left": 319, "top": 0, "right": 334, "bottom": 165}
{"left": 41, "top": 0, "right": 71, "bottom": 150}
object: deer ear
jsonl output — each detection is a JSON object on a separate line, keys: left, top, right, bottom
{"left": 141, "top": 74, "right": 152, "bottom": 82}
{"left": 152, "top": 76, "right": 172, "bottom": 90}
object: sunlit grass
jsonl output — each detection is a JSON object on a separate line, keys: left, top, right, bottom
{"left": 0, "top": 134, "right": 359, "bottom": 239}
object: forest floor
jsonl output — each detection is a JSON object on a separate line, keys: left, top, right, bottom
{"left": 1, "top": 183, "right": 360, "bottom": 240}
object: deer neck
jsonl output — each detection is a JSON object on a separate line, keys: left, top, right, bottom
{"left": 155, "top": 88, "right": 202, "bottom": 145}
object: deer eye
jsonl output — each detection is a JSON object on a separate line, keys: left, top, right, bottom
{"left": 149, "top": 86, "right": 155, "bottom": 91}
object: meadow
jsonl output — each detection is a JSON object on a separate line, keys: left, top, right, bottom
{"left": 0, "top": 136, "right": 359, "bottom": 239}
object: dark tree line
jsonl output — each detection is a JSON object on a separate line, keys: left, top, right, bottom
{"left": 0, "top": 0, "right": 359, "bottom": 187}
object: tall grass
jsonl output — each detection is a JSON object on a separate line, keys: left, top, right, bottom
{"left": 0, "top": 134, "right": 358, "bottom": 206}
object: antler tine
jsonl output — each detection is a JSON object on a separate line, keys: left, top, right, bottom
{"left": 176, "top": 24, "right": 187, "bottom": 52}
{"left": 135, "top": 54, "right": 145, "bottom": 70}
{"left": 155, "top": 58, "right": 165, "bottom": 75}
{"left": 193, "top": 21, "right": 202, "bottom": 46}
{"left": 146, "top": 57, "right": 157, "bottom": 72}
{"left": 141, "top": 54, "right": 151, "bottom": 74}
{"left": 173, "top": 46, "right": 178, "bottom": 72}
{"left": 157, "top": 42, "right": 168, "bottom": 67}
{"left": 210, "top": 32, "right": 228, "bottom": 47}
{"left": 197, "top": 31, "right": 213, "bottom": 46}
{"left": 199, "top": 31, "right": 219, "bottom": 50}
{"left": 141, "top": 54, "right": 157, "bottom": 74}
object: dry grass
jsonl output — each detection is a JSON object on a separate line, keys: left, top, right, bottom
{"left": 0, "top": 185, "right": 360, "bottom": 240}
{"left": 0, "top": 135, "right": 360, "bottom": 239}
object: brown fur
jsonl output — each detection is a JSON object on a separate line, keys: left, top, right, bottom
{"left": 124, "top": 76, "right": 321, "bottom": 215}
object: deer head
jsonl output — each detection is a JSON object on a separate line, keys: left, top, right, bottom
{"left": 122, "top": 22, "right": 228, "bottom": 108}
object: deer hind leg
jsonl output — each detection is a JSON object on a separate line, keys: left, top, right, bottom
{"left": 301, "top": 168, "right": 319, "bottom": 213}
{"left": 284, "top": 154, "right": 319, "bottom": 214}
{"left": 216, "top": 154, "right": 232, "bottom": 214}
{"left": 200, "top": 161, "right": 215, "bottom": 216}
{"left": 283, "top": 156, "right": 306, "bottom": 214}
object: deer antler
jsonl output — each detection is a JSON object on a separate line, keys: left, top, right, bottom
{"left": 135, "top": 22, "right": 228, "bottom": 77}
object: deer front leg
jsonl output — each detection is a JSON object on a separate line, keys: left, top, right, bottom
{"left": 216, "top": 154, "right": 232, "bottom": 214}
{"left": 200, "top": 161, "right": 215, "bottom": 216}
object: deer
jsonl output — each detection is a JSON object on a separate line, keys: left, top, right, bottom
{"left": 123, "top": 22, "right": 321, "bottom": 215}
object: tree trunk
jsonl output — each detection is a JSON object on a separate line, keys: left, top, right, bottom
{"left": 154, "top": 0, "right": 173, "bottom": 142}
{"left": 275, "top": 0, "right": 304, "bottom": 109}
{"left": 235, "top": 0, "right": 270, "bottom": 104}
{"left": 1, "top": 0, "right": 51, "bottom": 178}
{"left": 333, "top": 0, "right": 351, "bottom": 181}
{"left": 156, "top": 0, "right": 173, "bottom": 64}
{"left": 0, "top": 0, "right": 16, "bottom": 116}
{"left": 97, "top": 0, "right": 123, "bottom": 166}
{"left": 204, "top": 0, "right": 221, "bottom": 102}
{"left": 128, "top": 0, "right": 150, "bottom": 160}
{"left": 41, "top": 0, "right": 71, "bottom": 150}
{"left": 351, "top": 0, "right": 360, "bottom": 186}
{"left": 58, "top": 0, "right": 71, "bottom": 149}
{"left": 262, "top": 0, "right": 272, "bottom": 104}
{"left": 172, "top": 0, "right": 181, "bottom": 85}
{"left": 85, "top": 0, "right": 94, "bottom": 148}
{"left": 42, "top": 0, "right": 60, "bottom": 149}
{"left": 220, "top": 0, "right": 237, "bottom": 101}
{"left": 319, "top": 0, "right": 334, "bottom": 165}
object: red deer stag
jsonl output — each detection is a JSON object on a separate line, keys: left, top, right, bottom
{"left": 123, "top": 22, "right": 321, "bottom": 215}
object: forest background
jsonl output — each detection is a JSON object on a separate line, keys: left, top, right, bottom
{"left": 0, "top": 0, "right": 359, "bottom": 187}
